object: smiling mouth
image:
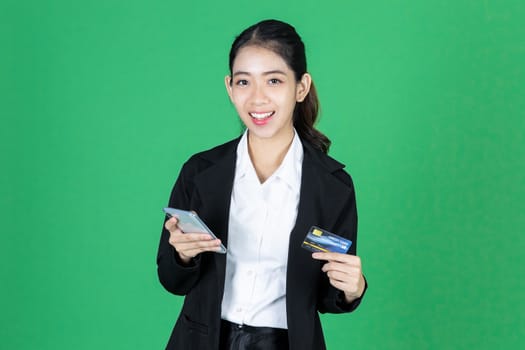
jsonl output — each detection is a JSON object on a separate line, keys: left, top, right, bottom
{"left": 249, "top": 111, "right": 275, "bottom": 120}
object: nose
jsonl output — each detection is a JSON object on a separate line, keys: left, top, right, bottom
{"left": 250, "top": 83, "right": 269, "bottom": 105}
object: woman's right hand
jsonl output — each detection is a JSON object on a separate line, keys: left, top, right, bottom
{"left": 164, "top": 217, "right": 223, "bottom": 264}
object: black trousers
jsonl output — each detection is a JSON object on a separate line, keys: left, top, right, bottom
{"left": 219, "top": 320, "right": 289, "bottom": 350}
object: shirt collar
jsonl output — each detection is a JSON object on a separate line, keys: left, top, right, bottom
{"left": 235, "top": 130, "right": 252, "bottom": 181}
{"left": 273, "top": 130, "right": 303, "bottom": 192}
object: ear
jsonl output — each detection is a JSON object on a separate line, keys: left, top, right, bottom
{"left": 225, "top": 75, "right": 234, "bottom": 102}
{"left": 296, "top": 73, "right": 312, "bottom": 102}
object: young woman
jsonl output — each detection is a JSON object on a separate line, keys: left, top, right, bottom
{"left": 157, "top": 19, "right": 367, "bottom": 350}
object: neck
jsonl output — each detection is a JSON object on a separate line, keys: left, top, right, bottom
{"left": 247, "top": 129, "right": 295, "bottom": 183}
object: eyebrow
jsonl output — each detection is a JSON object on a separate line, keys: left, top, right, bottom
{"left": 232, "top": 70, "right": 287, "bottom": 77}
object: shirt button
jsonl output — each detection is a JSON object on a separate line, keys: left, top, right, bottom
{"left": 247, "top": 270, "right": 253, "bottom": 276}
{"left": 236, "top": 307, "right": 242, "bottom": 313}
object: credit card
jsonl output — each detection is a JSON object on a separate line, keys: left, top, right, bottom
{"left": 301, "top": 226, "right": 352, "bottom": 254}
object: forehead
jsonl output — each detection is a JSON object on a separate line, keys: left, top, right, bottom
{"left": 232, "top": 45, "right": 292, "bottom": 74}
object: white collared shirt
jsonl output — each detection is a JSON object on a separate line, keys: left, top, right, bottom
{"left": 220, "top": 130, "right": 303, "bottom": 329}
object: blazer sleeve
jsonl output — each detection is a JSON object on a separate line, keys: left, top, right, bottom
{"left": 156, "top": 160, "right": 203, "bottom": 295}
{"left": 317, "top": 169, "right": 368, "bottom": 313}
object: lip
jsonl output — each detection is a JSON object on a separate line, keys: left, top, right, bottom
{"left": 249, "top": 111, "right": 275, "bottom": 125}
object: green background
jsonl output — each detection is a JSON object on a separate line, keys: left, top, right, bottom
{"left": 2, "top": 0, "right": 524, "bottom": 349}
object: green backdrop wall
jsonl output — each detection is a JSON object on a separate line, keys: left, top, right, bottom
{"left": 2, "top": 0, "right": 524, "bottom": 349}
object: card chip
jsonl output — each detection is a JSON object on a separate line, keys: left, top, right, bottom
{"left": 312, "top": 228, "right": 323, "bottom": 236}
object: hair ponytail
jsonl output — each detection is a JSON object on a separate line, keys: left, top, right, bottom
{"left": 294, "top": 81, "right": 331, "bottom": 153}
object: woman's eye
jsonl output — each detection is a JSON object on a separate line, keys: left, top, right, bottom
{"left": 236, "top": 79, "right": 248, "bottom": 86}
{"left": 268, "top": 78, "right": 281, "bottom": 85}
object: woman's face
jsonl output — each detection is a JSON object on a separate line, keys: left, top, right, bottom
{"left": 225, "top": 45, "right": 311, "bottom": 143}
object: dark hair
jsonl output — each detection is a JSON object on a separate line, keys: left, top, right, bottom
{"left": 229, "top": 19, "right": 331, "bottom": 153}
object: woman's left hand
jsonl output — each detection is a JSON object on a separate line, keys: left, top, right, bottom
{"left": 312, "top": 252, "right": 366, "bottom": 303}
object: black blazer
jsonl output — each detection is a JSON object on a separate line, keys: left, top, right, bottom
{"left": 157, "top": 136, "right": 366, "bottom": 350}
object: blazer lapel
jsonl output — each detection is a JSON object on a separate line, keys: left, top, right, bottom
{"left": 192, "top": 138, "right": 239, "bottom": 296}
{"left": 286, "top": 141, "right": 353, "bottom": 307}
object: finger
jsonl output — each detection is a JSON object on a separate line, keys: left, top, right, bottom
{"left": 313, "top": 252, "right": 361, "bottom": 266}
{"left": 322, "top": 262, "right": 362, "bottom": 274}
{"left": 183, "top": 244, "right": 224, "bottom": 257}
{"left": 175, "top": 241, "right": 223, "bottom": 258}
{"left": 312, "top": 252, "right": 357, "bottom": 262}
{"left": 171, "top": 238, "right": 222, "bottom": 253}
{"left": 312, "top": 252, "right": 347, "bottom": 261}
{"left": 164, "top": 217, "right": 179, "bottom": 231}
{"left": 168, "top": 235, "right": 215, "bottom": 250}
{"left": 326, "top": 270, "right": 360, "bottom": 284}
{"left": 331, "top": 276, "right": 363, "bottom": 294}
{"left": 171, "top": 232, "right": 214, "bottom": 242}
{"left": 174, "top": 238, "right": 221, "bottom": 250}
{"left": 327, "top": 278, "right": 360, "bottom": 295}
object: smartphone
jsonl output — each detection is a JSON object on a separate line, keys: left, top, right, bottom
{"left": 163, "top": 207, "right": 227, "bottom": 254}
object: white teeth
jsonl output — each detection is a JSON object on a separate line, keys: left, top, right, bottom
{"left": 250, "top": 112, "right": 273, "bottom": 119}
